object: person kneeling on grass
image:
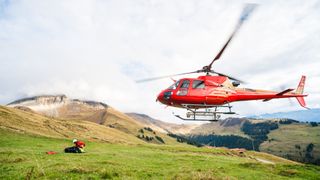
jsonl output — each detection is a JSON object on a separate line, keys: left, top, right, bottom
{"left": 64, "top": 139, "right": 86, "bottom": 153}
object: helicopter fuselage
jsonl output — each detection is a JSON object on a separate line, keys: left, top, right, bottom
{"left": 157, "top": 75, "right": 307, "bottom": 109}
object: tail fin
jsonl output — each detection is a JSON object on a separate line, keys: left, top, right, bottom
{"left": 295, "top": 75, "right": 308, "bottom": 109}
{"left": 296, "top": 75, "right": 306, "bottom": 94}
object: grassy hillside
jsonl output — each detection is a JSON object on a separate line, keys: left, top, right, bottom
{"left": 260, "top": 123, "right": 320, "bottom": 165}
{"left": 190, "top": 118, "right": 247, "bottom": 136}
{"left": 6, "top": 95, "right": 161, "bottom": 140}
{"left": 1, "top": 129, "right": 319, "bottom": 179}
{"left": 0, "top": 106, "right": 142, "bottom": 144}
{"left": 179, "top": 118, "right": 320, "bottom": 165}
{"left": 0, "top": 106, "right": 179, "bottom": 146}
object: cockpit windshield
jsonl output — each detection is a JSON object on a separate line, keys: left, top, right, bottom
{"left": 168, "top": 80, "right": 180, "bottom": 90}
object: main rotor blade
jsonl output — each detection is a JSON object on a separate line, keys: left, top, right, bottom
{"left": 211, "top": 70, "right": 245, "bottom": 83}
{"left": 136, "top": 71, "right": 199, "bottom": 83}
{"left": 207, "top": 3, "right": 257, "bottom": 70}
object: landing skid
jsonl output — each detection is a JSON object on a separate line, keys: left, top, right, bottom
{"left": 174, "top": 103, "right": 235, "bottom": 121}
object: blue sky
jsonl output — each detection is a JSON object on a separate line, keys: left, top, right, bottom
{"left": 0, "top": 0, "right": 319, "bottom": 123}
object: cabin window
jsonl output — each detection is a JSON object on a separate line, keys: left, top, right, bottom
{"left": 192, "top": 80, "right": 205, "bottom": 89}
{"left": 177, "top": 80, "right": 190, "bottom": 96}
{"left": 168, "top": 80, "right": 180, "bottom": 90}
{"left": 180, "top": 80, "right": 190, "bottom": 88}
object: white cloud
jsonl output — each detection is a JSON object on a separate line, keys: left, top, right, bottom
{"left": 0, "top": 0, "right": 319, "bottom": 123}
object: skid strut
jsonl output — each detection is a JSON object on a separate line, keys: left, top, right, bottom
{"left": 174, "top": 103, "right": 235, "bottom": 121}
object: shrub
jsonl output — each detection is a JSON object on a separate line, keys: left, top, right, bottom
{"left": 144, "top": 127, "right": 153, "bottom": 132}
{"left": 139, "top": 129, "right": 144, "bottom": 133}
{"left": 155, "top": 136, "right": 165, "bottom": 144}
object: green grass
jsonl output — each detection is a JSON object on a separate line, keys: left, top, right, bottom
{"left": 1, "top": 129, "right": 319, "bottom": 179}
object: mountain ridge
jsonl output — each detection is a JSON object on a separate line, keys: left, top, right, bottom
{"left": 249, "top": 108, "right": 320, "bottom": 122}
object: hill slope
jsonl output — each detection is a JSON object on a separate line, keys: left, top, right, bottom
{"left": 180, "top": 118, "right": 320, "bottom": 165}
{"left": 126, "top": 113, "right": 199, "bottom": 134}
{"left": 5, "top": 95, "right": 180, "bottom": 145}
{"left": 7, "top": 95, "right": 143, "bottom": 133}
{"left": 0, "top": 105, "right": 142, "bottom": 144}
{"left": 260, "top": 123, "right": 320, "bottom": 165}
{"left": 190, "top": 118, "right": 247, "bottom": 136}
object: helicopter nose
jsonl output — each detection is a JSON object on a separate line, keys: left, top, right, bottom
{"left": 157, "top": 90, "right": 173, "bottom": 105}
{"left": 157, "top": 92, "right": 164, "bottom": 102}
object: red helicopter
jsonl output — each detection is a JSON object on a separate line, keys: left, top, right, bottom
{"left": 137, "top": 4, "right": 308, "bottom": 121}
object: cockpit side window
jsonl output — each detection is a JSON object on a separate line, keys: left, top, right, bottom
{"left": 192, "top": 80, "right": 205, "bottom": 89}
{"left": 168, "top": 80, "right": 180, "bottom": 90}
{"left": 177, "top": 80, "right": 189, "bottom": 96}
{"left": 180, "top": 80, "right": 190, "bottom": 89}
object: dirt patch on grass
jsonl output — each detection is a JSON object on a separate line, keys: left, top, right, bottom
{"left": 256, "top": 158, "right": 275, "bottom": 164}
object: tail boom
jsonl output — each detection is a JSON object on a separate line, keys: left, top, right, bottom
{"left": 259, "top": 76, "right": 308, "bottom": 108}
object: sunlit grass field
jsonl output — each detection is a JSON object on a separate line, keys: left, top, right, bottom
{"left": 1, "top": 129, "right": 319, "bottom": 179}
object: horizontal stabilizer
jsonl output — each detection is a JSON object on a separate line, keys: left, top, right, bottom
{"left": 262, "top": 88, "right": 295, "bottom": 102}
{"left": 276, "top": 88, "right": 294, "bottom": 96}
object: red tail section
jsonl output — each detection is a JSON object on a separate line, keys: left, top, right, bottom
{"left": 296, "top": 97, "right": 307, "bottom": 108}
{"left": 295, "top": 75, "right": 308, "bottom": 109}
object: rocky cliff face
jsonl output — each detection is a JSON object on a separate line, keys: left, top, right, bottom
{"left": 7, "top": 95, "right": 108, "bottom": 117}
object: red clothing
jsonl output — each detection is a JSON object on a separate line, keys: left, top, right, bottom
{"left": 74, "top": 141, "right": 85, "bottom": 148}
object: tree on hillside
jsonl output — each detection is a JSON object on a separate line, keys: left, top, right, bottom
{"left": 305, "top": 143, "right": 315, "bottom": 163}
{"left": 279, "top": 119, "right": 299, "bottom": 124}
{"left": 155, "top": 136, "right": 165, "bottom": 144}
{"left": 187, "top": 134, "right": 258, "bottom": 150}
{"left": 310, "top": 122, "right": 318, "bottom": 127}
{"left": 241, "top": 121, "right": 279, "bottom": 148}
{"left": 139, "top": 129, "right": 144, "bottom": 133}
